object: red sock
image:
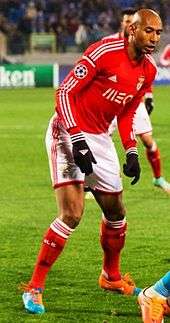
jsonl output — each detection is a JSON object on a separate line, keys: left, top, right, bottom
{"left": 100, "top": 219, "right": 127, "bottom": 281}
{"left": 29, "top": 227, "right": 66, "bottom": 289}
{"left": 146, "top": 147, "right": 161, "bottom": 178}
{"left": 29, "top": 216, "right": 75, "bottom": 289}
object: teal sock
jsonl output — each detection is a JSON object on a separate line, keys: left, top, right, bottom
{"left": 134, "top": 287, "right": 142, "bottom": 296}
{"left": 153, "top": 271, "right": 170, "bottom": 297}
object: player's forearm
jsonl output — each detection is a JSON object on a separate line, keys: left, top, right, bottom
{"left": 118, "top": 131, "right": 137, "bottom": 154}
{"left": 117, "top": 113, "right": 137, "bottom": 152}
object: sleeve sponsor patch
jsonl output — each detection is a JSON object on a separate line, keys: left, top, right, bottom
{"left": 74, "top": 64, "right": 88, "bottom": 79}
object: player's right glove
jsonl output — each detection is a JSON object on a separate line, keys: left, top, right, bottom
{"left": 123, "top": 150, "right": 141, "bottom": 185}
{"left": 145, "top": 97, "right": 154, "bottom": 115}
{"left": 70, "top": 133, "right": 97, "bottom": 176}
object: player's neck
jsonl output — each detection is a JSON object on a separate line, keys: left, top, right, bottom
{"left": 127, "top": 40, "right": 144, "bottom": 62}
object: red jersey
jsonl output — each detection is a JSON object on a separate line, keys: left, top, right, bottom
{"left": 103, "top": 34, "right": 153, "bottom": 99}
{"left": 56, "top": 37, "right": 157, "bottom": 150}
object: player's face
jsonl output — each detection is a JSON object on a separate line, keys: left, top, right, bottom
{"left": 121, "top": 14, "right": 134, "bottom": 38}
{"left": 133, "top": 16, "right": 163, "bottom": 55}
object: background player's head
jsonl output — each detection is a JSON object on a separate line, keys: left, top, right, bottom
{"left": 128, "top": 8, "right": 163, "bottom": 56}
{"left": 120, "top": 8, "right": 136, "bottom": 38}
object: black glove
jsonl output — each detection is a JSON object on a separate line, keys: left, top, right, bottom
{"left": 123, "top": 152, "right": 141, "bottom": 185}
{"left": 145, "top": 97, "right": 154, "bottom": 115}
{"left": 71, "top": 133, "right": 97, "bottom": 176}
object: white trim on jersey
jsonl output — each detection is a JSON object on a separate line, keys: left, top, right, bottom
{"left": 58, "top": 39, "right": 124, "bottom": 130}
{"left": 92, "top": 45, "right": 125, "bottom": 61}
{"left": 89, "top": 39, "right": 124, "bottom": 58}
{"left": 89, "top": 40, "right": 124, "bottom": 61}
{"left": 82, "top": 55, "right": 96, "bottom": 67}
{"left": 59, "top": 77, "right": 78, "bottom": 128}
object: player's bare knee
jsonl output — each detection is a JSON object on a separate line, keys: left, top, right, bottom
{"left": 60, "top": 202, "right": 84, "bottom": 228}
{"left": 95, "top": 191, "right": 126, "bottom": 221}
{"left": 104, "top": 198, "right": 126, "bottom": 221}
{"left": 105, "top": 205, "right": 126, "bottom": 221}
{"left": 61, "top": 213, "right": 82, "bottom": 228}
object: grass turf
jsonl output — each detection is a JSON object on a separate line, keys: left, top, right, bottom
{"left": 0, "top": 86, "right": 170, "bottom": 322}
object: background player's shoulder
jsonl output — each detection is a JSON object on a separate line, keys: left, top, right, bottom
{"left": 102, "top": 34, "right": 124, "bottom": 45}
{"left": 102, "top": 32, "right": 122, "bottom": 41}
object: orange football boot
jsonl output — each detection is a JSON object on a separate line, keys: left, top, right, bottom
{"left": 138, "top": 288, "right": 165, "bottom": 323}
{"left": 99, "top": 272, "right": 136, "bottom": 295}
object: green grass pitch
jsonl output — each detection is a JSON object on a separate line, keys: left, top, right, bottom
{"left": 0, "top": 86, "right": 170, "bottom": 322}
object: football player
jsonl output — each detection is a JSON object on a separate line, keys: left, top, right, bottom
{"left": 22, "top": 9, "right": 162, "bottom": 314}
{"left": 107, "top": 8, "right": 170, "bottom": 194}
{"left": 138, "top": 271, "right": 170, "bottom": 322}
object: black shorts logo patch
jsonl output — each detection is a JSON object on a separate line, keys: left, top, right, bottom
{"left": 74, "top": 64, "right": 88, "bottom": 79}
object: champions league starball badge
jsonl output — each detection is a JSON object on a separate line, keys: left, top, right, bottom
{"left": 74, "top": 64, "right": 88, "bottom": 79}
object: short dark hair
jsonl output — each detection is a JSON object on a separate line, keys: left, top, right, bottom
{"left": 121, "top": 8, "right": 136, "bottom": 17}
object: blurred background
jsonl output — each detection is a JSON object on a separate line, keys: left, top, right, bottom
{"left": 0, "top": 0, "right": 170, "bottom": 86}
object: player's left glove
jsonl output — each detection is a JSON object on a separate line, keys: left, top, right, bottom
{"left": 145, "top": 97, "right": 154, "bottom": 115}
{"left": 123, "top": 150, "right": 141, "bottom": 185}
{"left": 70, "top": 133, "right": 97, "bottom": 176}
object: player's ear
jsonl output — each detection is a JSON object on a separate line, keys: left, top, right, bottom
{"left": 129, "top": 23, "right": 136, "bottom": 36}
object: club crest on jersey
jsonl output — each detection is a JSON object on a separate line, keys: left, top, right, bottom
{"left": 74, "top": 64, "right": 88, "bottom": 79}
{"left": 136, "top": 76, "right": 145, "bottom": 90}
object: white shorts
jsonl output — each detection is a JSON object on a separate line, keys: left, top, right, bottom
{"left": 45, "top": 115, "right": 123, "bottom": 193}
{"left": 108, "top": 102, "right": 152, "bottom": 136}
{"left": 133, "top": 102, "right": 152, "bottom": 135}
